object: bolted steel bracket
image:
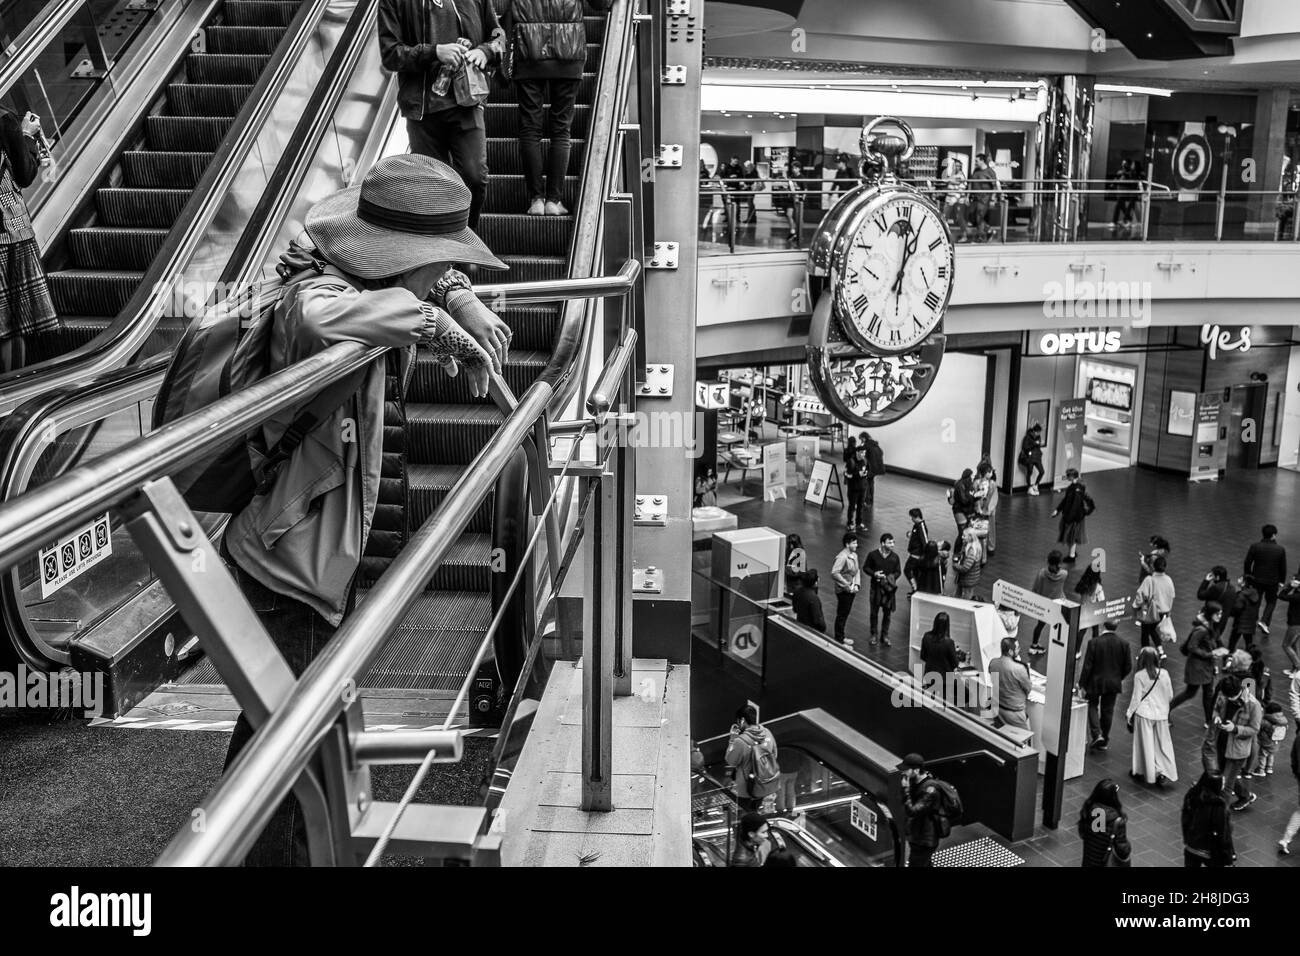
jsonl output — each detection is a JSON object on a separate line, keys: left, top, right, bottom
{"left": 634, "top": 495, "right": 669, "bottom": 527}
{"left": 647, "top": 241, "right": 679, "bottom": 269}
{"left": 661, "top": 65, "right": 687, "bottom": 85}
{"left": 636, "top": 364, "right": 674, "bottom": 398}
{"left": 667, "top": 0, "right": 691, "bottom": 14}
{"left": 655, "top": 144, "right": 683, "bottom": 168}
{"left": 633, "top": 567, "right": 663, "bottom": 594}
{"left": 71, "top": 58, "right": 111, "bottom": 78}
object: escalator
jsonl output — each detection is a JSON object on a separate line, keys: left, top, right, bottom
{"left": 37, "top": 0, "right": 307, "bottom": 360}
{"left": 1064, "top": 0, "right": 1242, "bottom": 59}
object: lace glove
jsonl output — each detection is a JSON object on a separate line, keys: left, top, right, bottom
{"left": 418, "top": 303, "right": 493, "bottom": 398}
{"left": 445, "top": 287, "right": 510, "bottom": 371}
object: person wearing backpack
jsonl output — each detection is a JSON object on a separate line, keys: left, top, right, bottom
{"left": 899, "top": 752, "right": 960, "bottom": 867}
{"left": 1226, "top": 574, "right": 1261, "bottom": 652}
{"left": 860, "top": 431, "right": 885, "bottom": 509}
{"left": 1170, "top": 602, "right": 1223, "bottom": 726}
{"left": 725, "top": 705, "right": 781, "bottom": 811}
{"left": 1182, "top": 772, "right": 1235, "bottom": 867}
{"left": 218, "top": 156, "right": 510, "bottom": 866}
{"left": 1050, "top": 468, "right": 1094, "bottom": 563}
{"left": 1077, "top": 778, "right": 1132, "bottom": 867}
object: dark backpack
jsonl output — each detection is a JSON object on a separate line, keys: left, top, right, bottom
{"left": 866, "top": 441, "right": 886, "bottom": 476}
{"left": 152, "top": 257, "right": 365, "bottom": 515}
{"left": 925, "top": 779, "right": 963, "bottom": 837}
{"left": 745, "top": 735, "right": 782, "bottom": 797}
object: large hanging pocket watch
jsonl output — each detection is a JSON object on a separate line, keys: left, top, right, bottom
{"left": 805, "top": 117, "right": 954, "bottom": 425}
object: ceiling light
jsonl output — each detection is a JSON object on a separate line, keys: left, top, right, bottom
{"left": 1096, "top": 83, "right": 1172, "bottom": 97}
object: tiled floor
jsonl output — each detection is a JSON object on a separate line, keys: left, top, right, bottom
{"left": 721, "top": 448, "right": 1300, "bottom": 867}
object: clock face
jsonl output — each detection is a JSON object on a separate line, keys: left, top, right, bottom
{"left": 834, "top": 194, "right": 954, "bottom": 355}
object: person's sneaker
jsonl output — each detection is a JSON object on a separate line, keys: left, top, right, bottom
{"left": 1258, "top": 622, "right": 1270, "bottom": 635}
{"left": 1029, "top": 645, "right": 1044, "bottom": 656}
{"left": 1093, "top": 739, "right": 1109, "bottom": 751}
{"left": 1155, "top": 773, "right": 1169, "bottom": 788}
{"left": 869, "top": 637, "right": 878, "bottom": 646}
{"left": 1089, "top": 735, "right": 1105, "bottom": 749}
{"left": 1285, "top": 669, "right": 1298, "bottom": 678}
{"left": 1242, "top": 771, "right": 1254, "bottom": 778}
{"left": 1027, "top": 486, "right": 1040, "bottom": 496}
{"left": 527, "top": 197, "right": 546, "bottom": 215}
{"left": 1230, "top": 793, "right": 1258, "bottom": 811}
{"left": 844, "top": 638, "right": 854, "bottom": 648}
{"left": 1280, "top": 841, "right": 1292, "bottom": 856}
{"left": 882, "top": 638, "right": 892, "bottom": 647}
{"left": 544, "top": 200, "right": 569, "bottom": 216}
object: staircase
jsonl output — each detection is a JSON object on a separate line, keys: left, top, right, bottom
{"left": 357, "top": 20, "right": 607, "bottom": 694}
{"left": 41, "top": 0, "right": 305, "bottom": 357}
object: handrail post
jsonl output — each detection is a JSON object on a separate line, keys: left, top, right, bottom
{"left": 1215, "top": 165, "right": 1227, "bottom": 241}
{"left": 582, "top": 467, "right": 615, "bottom": 811}
{"left": 726, "top": 196, "right": 737, "bottom": 253}
{"left": 1292, "top": 193, "right": 1299, "bottom": 241}
{"left": 1141, "top": 162, "right": 1152, "bottom": 241}
{"left": 999, "top": 195, "right": 1009, "bottom": 244}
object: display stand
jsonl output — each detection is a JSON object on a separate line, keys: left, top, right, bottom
{"left": 803, "top": 460, "right": 843, "bottom": 510}
{"left": 908, "top": 593, "right": 1009, "bottom": 716}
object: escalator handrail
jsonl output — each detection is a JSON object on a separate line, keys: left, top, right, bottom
{"left": 153, "top": 379, "right": 556, "bottom": 867}
{"left": 0, "top": 0, "right": 337, "bottom": 414}
{"left": 537, "top": 0, "right": 637, "bottom": 418}
{"left": 0, "top": 0, "right": 90, "bottom": 100}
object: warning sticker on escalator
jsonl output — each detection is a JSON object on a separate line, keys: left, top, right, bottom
{"left": 38, "top": 514, "right": 112, "bottom": 599}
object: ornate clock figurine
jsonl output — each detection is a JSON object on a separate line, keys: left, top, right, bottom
{"left": 806, "top": 117, "right": 954, "bottom": 425}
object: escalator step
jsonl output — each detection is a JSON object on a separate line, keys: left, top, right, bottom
{"left": 407, "top": 404, "right": 504, "bottom": 465}
{"left": 95, "top": 188, "right": 191, "bottom": 228}
{"left": 204, "top": 25, "right": 286, "bottom": 55}
{"left": 475, "top": 213, "right": 572, "bottom": 258}
{"left": 167, "top": 83, "right": 253, "bottom": 116}
{"left": 481, "top": 174, "right": 579, "bottom": 214}
{"left": 581, "top": 42, "right": 601, "bottom": 71}
{"left": 187, "top": 52, "right": 270, "bottom": 84}
{"left": 146, "top": 115, "right": 234, "bottom": 151}
{"left": 46, "top": 271, "right": 144, "bottom": 317}
{"left": 68, "top": 228, "right": 168, "bottom": 271}
{"left": 223, "top": 0, "right": 301, "bottom": 26}
{"left": 360, "top": 591, "right": 490, "bottom": 690}
{"left": 409, "top": 464, "right": 494, "bottom": 531}
{"left": 492, "top": 72, "right": 597, "bottom": 105}
{"left": 412, "top": 350, "right": 549, "bottom": 404}
{"left": 497, "top": 255, "right": 567, "bottom": 282}
{"left": 55, "top": 316, "right": 113, "bottom": 349}
{"left": 485, "top": 103, "right": 590, "bottom": 139}
{"left": 486, "top": 139, "right": 584, "bottom": 176}
{"left": 494, "top": 303, "right": 562, "bottom": 351}
{"left": 428, "top": 532, "right": 493, "bottom": 592}
{"left": 121, "top": 151, "right": 214, "bottom": 188}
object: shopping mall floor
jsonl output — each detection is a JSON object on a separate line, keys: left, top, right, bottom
{"left": 723, "top": 457, "right": 1300, "bottom": 867}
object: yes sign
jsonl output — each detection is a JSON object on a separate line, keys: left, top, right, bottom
{"left": 1200, "top": 324, "right": 1251, "bottom": 360}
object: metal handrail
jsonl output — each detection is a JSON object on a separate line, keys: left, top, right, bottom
{"left": 154, "top": 380, "right": 555, "bottom": 866}
{"left": 0, "top": 0, "right": 336, "bottom": 414}
{"left": 0, "top": 0, "right": 89, "bottom": 99}
{"left": 476, "top": 259, "right": 641, "bottom": 308}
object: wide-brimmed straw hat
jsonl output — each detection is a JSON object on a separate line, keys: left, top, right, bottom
{"left": 305, "top": 154, "right": 506, "bottom": 278}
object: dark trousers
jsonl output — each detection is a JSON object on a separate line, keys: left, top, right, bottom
{"left": 907, "top": 842, "right": 936, "bottom": 867}
{"left": 1140, "top": 618, "right": 1165, "bottom": 649}
{"left": 1223, "top": 757, "right": 1251, "bottom": 804}
{"left": 1031, "top": 619, "right": 1047, "bottom": 648}
{"left": 1260, "top": 581, "right": 1279, "bottom": 627}
{"left": 516, "top": 77, "right": 580, "bottom": 203}
{"left": 1184, "top": 850, "right": 1226, "bottom": 868}
{"left": 869, "top": 597, "right": 892, "bottom": 640}
{"left": 1087, "top": 691, "right": 1118, "bottom": 742}
{"left": 834, "top": 590, "right": 857, "bottom": 643}
{"left": 1024, "top": 462, "right": 1044, "bottom": 486}
{"left": 845, "top": 480, "right": 866, "bottom": 526}
{"left": 222, "top": 550, "right": 346, "bottom": 867}
{"left": 407, "top": 111, "right": 488, "bottom": 228}
{"left": 1170, "top": 680, "right": 1215, "bottom": 723}
{"left": 1228, "top": 628, "right": 1250, "bottom": 652}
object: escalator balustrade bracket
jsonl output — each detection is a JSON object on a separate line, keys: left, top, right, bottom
{"left": 646, "top": 240, "right": 678, "bottom": 268}
{"left": 633, "top": 494, "right": 667, "bottom": 526}
{"left": 660, "top": 65, "right": 686, "bottom": 86}
{"left": 632, "top": 567, "right": 662, "bottom": 594}
{"left": 655, "top": 144, "right": 683, "bottom": 167}
{"left": 636, "top": 363, "right": 673, "bottom": 398}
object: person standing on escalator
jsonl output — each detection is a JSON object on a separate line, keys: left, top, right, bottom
{"left": 0, "top": 107, "right": 58, "bottom": 373}
{"left": 378, "top": 0, "right": 504, "bottom": 231}
{"left": 504, "top": 0, "right": 610, "bottom": 217}
{"left": 221, "top": 156, "right": 512, "bottom": 866}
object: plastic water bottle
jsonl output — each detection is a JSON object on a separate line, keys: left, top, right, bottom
{"left": 432, "top": 38, "right": 473, "bottom": 96}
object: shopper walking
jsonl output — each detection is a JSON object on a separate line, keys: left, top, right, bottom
{"left": 1279, "top": 670, "right": 1300, "bottom": 854}
{"left": 830, "top": 533, "right": 861, "bottom": 646}
{"left": 1182, "top": 773, "right": 1235, "bottom": 867}
{"left": 843, "top": 436, "right": 868, "bottom": 531}
{"left": 943, "top": 157, "right": 970, "bottom": 242}
{"left": 1170, "top": 602, "right": 1223, "bottom": 726}
{"left": 864, "top": 533, "right": 900, "bottom": 647}
{"left": 1133, "top": 554, "right": 1175, "bottom": 654}
{"left": 968, "top": 153, "right": 1001, "bottom": 241}
{"left": 1072, "top": 562, "right": 1106, "bottom": 659}
{"left": 987, "top": 637, "right": 1033, "bottom": 730}
{"left": 861, "top": 431, "right": 885, "bottom": 510}
{"left": 1019, "top": 422, "right": 1044, "bottom": 493}
{"left": 0, "top": 106, "right": 58, "bottom": 372}
{"left": 949, "top": 468, "right": 977, "bottom": 539}
{"left": 769, "top": 163, "right": 797, "bottom": 239}
{"left": 1279, "top": 575, "right": 1300, "bottom": 676}
{"left": 1201, "top": 675, "right": 1261, "bottom": 812}
{"left": 1138, "top": 535, "right": 1171, "bottom": 584}
{"left": 506, "top": 0, "right": 610, "bottom": 217}
{"left": 974, "top": 456, "right": 998, "bottom": 555}
{"left": 725, "top": 704, "right": 780, "bottom": 812}
{"left": 379, "top": 0, "right": 503, "bottom": 230}
{"left": 1080, "top": 619, "right": 1132, "bottom": 751}
{"left": 1197, "top": 566, "right": 1236, "bottom": 644}
{"left": 1244, "top": 524, "right": 1287, "bottom": 635}
{"left": 1127, "top": 646, "right": 1177, "bottom": 785}
{"left": 903, "top": 507, "right": 929, "bottom": 593}
{"left": 1077, "top": 779, "right": 1132, "bottom": 867}
{"left": 1227, "top": 574, "right": 1261, "bottom": 653}
{"left": 729, "top": 812, "right": 786, "bottom": 867}
{"left": 899, "top": 753, "right": 959, "bottom": 867}
{"left": 1050, "top": 468, "right": 1093, "bottom": 563}
{"left": 1027, "top": 551, "right": 1068, "bottom": 656}
{"left": 791, "top": 570, "right": 826, "bottom": 634}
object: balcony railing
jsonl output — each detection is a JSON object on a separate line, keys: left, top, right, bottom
{"left": 698, "top": 177, "right": 1300, "bottom": 255}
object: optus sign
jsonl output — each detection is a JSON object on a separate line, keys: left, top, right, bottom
{"left": 1037, "top": 329, "right": 1122, "bottom": 355}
